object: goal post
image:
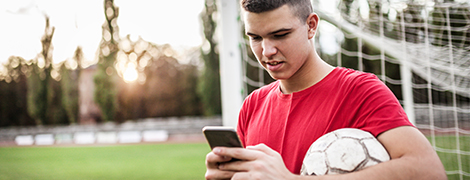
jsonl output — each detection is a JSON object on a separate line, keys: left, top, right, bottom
{"left": 217, "top": 0, "right": 244, "bottom": 128}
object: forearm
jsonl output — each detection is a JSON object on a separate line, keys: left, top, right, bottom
{"left": 295, "top": 127, "right": 447, "bottom": 180}
{"left": 294, "top": 155, "right": 446, "bottom": 180}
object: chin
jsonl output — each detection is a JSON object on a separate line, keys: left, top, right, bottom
{"left": 268, "top": 74, "right": 288, "bottom": 81}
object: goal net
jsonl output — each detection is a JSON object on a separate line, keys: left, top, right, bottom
{"left": 238, "top": 0, "right": 469, "bottom": 179}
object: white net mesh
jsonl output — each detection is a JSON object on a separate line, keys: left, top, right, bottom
{"left": 239, "top": 0, "right": 470, "bottom": 179}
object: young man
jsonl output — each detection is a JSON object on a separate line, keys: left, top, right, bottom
{"left": 205, "top": 0, "right": 447, "bottom": 179}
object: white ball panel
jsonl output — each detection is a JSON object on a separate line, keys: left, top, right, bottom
{"left": 325, "top": 138, "right": 366, "bottom": 171}
{"left": 309, "top": 132, "right": 338, "bottom": 152}
{"left": 301, "top": 128, "right": 390, "bottom": 176}
{"left": 302, "top": 151, "right": 328, "bottom": 175}
{"left": 362, "top": 158, "right": 379, "bottom": 169}
{"left": 362, "top": 138, "right": 390, "bottom": 162}
{"left": 335, "top": 128, "right": 374, "bottom": 139}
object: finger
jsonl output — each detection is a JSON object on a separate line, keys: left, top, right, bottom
{"left": 214, "top": 147, "right": 261, "bottom": 161}
{"left": 231, "top": 172, "right": 250, "bottom": 180}
{"left": 205, "top": 151, "right": 238, "bottom": 180}
{"left": 206, "top": 151, "right": 232, "bottom": 169}
{"left": 246, "top": 143, "right": 278, "bottom": 156}
{"left": 217, "top": 159, "right": 249, "bottom": 172}
{"left": 205, "top": 168, "right": 235, "bottom": 180}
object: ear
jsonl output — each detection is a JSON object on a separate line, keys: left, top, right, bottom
{"left": 307, "top": 13, "right": 319, "bottom": 39}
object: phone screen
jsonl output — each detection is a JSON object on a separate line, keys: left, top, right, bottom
{"left": 202, "top": 126, "right": 243, "bottom": 149}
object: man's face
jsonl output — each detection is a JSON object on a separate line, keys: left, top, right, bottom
{"left": 244, "top": 5, "right": 314, "bottom": 81}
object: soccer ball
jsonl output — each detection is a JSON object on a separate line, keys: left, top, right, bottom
{"left": 300, "top": 128, "right": 390, "bottom": 176}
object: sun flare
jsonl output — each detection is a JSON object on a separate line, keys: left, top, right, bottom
{"left": 123, "top": 63, "right": 138, "bottom": 83}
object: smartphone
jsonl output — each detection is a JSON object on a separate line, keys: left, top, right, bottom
{"left": 202, "top": 126, "right": 244, "bottom": 149}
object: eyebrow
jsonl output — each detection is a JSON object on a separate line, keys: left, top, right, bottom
{"left": 246, "top": 28, "right": 293, "bottom": 37}
{"left": 268, "top": 28, "right": 293, "bottom": 35}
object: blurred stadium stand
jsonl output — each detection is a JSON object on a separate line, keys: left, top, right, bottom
{"left": 1, "top": 116, "right": 222, "bottom": 146}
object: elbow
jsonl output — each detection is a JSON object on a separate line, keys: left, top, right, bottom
{"left": 432, "top": 165, "right": 448, "bottom": 180}
{"left": 418, "top": 156, "right": 448, "bottom": 180}
{"left": 428, "top": 169, "right": 447, "bottom": 180}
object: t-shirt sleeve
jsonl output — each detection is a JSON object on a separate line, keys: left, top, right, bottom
{"left": 348, "top": 73, "right": 414, "bottom": 137}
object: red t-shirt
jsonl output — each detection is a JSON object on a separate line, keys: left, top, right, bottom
{"left": 237, "top": 67, "right": 413, "bottom": 174}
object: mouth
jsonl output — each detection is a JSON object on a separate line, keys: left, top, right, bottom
{"left": 264, "top": 61, "right": 284, "bottom": 71}
{"left": 267, "top": 61, "right": 281, "bottom": 65}
{"left": 265, "top": 61, "right": 283, "bottom": 66}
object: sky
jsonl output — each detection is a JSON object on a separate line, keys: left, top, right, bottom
{"left": 0, "top": 0, "right": 205, "bottom": 66}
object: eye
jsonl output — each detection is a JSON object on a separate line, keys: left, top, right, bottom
{"left": 250, "top": 36, "right": 262, "bottom": 41}
{"left": 274, "top": 33, "right": 289, "bottom": 38}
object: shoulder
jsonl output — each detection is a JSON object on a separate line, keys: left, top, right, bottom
{"left": 329, "top": 67, "right": 396, "bottom": 103}
{"left": 332, "top": 68, "right": 411, "bottom": 135}
{"left": 244, "top": 81, "right": 279, "bottom": 102}
{"left": 329, "top": 67, "right": 385, "bottom": 92}
{"left": 334, "top": 67, "right": 379, "bottom": 83}
{"left": 240, "top": 81, "right": 278, "bottom": 115}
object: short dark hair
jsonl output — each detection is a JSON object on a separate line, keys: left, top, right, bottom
{"left": 241, "top": 0, "right": 313, "bottom": 22}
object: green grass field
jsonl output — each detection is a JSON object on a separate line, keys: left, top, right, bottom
{"left": 0, "top": 143, "right": 211, "bottom": 180}
{"left": 0, "top": 136, "right": 468, "bottom": 180}
{"left": 428, "top": 135, "right": 470, "bottom": 180}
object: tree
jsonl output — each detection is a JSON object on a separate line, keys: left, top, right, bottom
{"left": 94, "top": 0, "right": 120, "bottom": 121}
{"left": 27, "top": 15, "right": 55, "bottom": 125}
{"left": 198, "top": 0, "right": 221, "bottom": 116}
{"left": 0, "top": 56, "right": 35, "bottom": 127}
{"left": 60, "top": 47, "right": 82, "bottom": 124}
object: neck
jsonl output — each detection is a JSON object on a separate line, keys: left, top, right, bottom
{"left": 279, "top": 56, "right": 334, "bottom": 94}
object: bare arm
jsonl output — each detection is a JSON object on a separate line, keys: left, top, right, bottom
{"left": 206, "top": 126, "right": 447, "bottom": 180}
{"left": 297, "top": 126, "right": 447, "bottom": 180}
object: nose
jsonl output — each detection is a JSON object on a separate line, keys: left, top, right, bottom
{"left": 262, "top": 39, "right": 277, "bottom": 59}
